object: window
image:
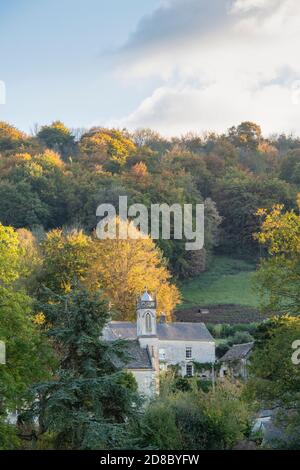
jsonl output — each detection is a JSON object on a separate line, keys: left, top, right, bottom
{"left": 186, "top": 364, "right": 193, "bottom": 377}
{"left": 159, "top": 348, "right": 166, "bottom": 360}
{"left": 145, "top": 312, "right": 152, "bottom": 333}
{"left": 186, "top": 346, "right": 192, "bottom": 359}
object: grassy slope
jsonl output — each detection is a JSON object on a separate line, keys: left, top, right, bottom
{"left": 179, "top": 256, "right": 259, "bottom": 309}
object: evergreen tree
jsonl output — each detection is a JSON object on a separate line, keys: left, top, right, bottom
{"left": 29, "top": 287, "right": 139, "bottom": 449}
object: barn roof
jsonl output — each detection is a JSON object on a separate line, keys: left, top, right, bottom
{"left": 220, "top": 342, "right": 254, "bottom": 362}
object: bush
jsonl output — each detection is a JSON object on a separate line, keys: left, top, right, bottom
{"left": 129, "top": 380, "right": 251, "bottom": 450}
{"left": 227, "top": 331, "right": 254, "bottom": 346}
{"left": 216, "top": 342, "right": 230, "bottom": 359}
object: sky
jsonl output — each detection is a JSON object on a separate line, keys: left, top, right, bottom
{"left": 1, "top": 0, "right": 300, "bottom": 137}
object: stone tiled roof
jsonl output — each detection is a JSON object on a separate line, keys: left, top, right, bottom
{"left": 103, "top": 322, "right": 136, "bottom": 340}
{"left": 123, "top": 341, "right": 153, "bottom": 370}
{"left": 103, "top": 321, "right": 214, "bottom": 342}
{"left": 157, "top": 322, "right": 214, "bottom": 341}
{"left": 109, "top": 339, "right": 153, "bottom": 370}
{"left": 220, "top": 342, "right": 254, "bottom": 362}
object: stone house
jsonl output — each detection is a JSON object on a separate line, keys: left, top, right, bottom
{"left": 103, "top": 291, "right": 215, "bottom": 396}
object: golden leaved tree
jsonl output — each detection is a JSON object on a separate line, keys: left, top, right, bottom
{"left": 92, "top": 218, "right": 180, "bottom": 321}
{"left": 40, "top": 221, "right": 180, "bottom": 321}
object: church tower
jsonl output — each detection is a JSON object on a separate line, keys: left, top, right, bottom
{"left": 136, "top": 290, "right": 157, "bottom": 337}
{"left": 136, "top": 291, "right": 159, "bottom": 394}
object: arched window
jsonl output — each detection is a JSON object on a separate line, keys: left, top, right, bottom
{"left": 145, "top": 312, "right": 152, "bottom": 333}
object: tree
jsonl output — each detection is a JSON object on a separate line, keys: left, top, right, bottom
{"left": 279, "top": 150, "right": 300, "bottom": 185}
{"left": 212, "top": 170, "right": 295, "bottom": 255}
{"left": 15, "top": 229, "right": 42, "bottom": 292}
{"left": 0, "top": 224, "right": 52, "bottom": 449}
{"left": 129, "top": 379, "right": 251, "bottom": 450}
{"left": 79, "top": 128, "right": 136, "bottom": 171}
{"left": 131, "top": 128, "right": 170, "bottom": 153}
{"left": 228, "top": 122, "right": 262, "bottom": 151}
{"left": 0, "top": 181, "right": 49, "bottom": 229}
{"left": 93, "top": 218, "right": 180, "bottom": 320}
{"left": 40, "top": 229, "right": 96, "bottom": 294}
{"left": 0, "top": 122, "right": 26, "bottom": 152}
{"left": 130, "top": 162, "right": 148, "bottom": 178}
{"left": 37, "top": 121, "right": 75, "bottom": 159}
{"left": 29, "top": 288, "right": 139, "bottom": 450}
{"left": 6, "top": 151, "right": 70, "bottom": 229}
{"left": 0, "top": 288, "right": 53, "bottom": 448}
{"left": 39, "top": 223, "right": 180, "bottom": 321}
{"left": 251, "top": 200, "right": 300, "bottom": 447}
{"left": 254, "top": 200, "right": 300, "bottom": 314}
{"left": 0, "top": 223, "right": 23, "bottom": 284}
{"left": 246, "top": 316, "right": 300, "bottom": 448}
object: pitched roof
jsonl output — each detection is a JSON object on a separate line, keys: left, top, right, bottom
{"left": 220, "top": 342, "right": 254, "bottom": 362}
{"left": 109, "top": 340, "right": 153, "bottom": 370}
{"left": 103, "top": 322, "right": 136, "bottom": 341}
{"left": 103, "top": 321, "right": 214, "bottom": 342}
{"left": 124, "top": 341, "right": 153, "bottom": 370}
{"left": 157, "top": 322, "right": 214, "bottom": 341}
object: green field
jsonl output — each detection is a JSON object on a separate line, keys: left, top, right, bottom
{"left": 179, "top": 256, "right": 259, "bottom": 309}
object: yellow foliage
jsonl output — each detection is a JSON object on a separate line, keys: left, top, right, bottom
{"left": 92, "top": 218, "right": 180, "bottom": 320}
{"left": 41, "top": 229, "right": 97, "bottom": 293}
{"left": 35, "top": 149, "right": 65, "bottom": 169}
{"left": 79, "top": 128, "right": 136, "bottom": 166}
{"left": 32, "top": 312, "right": 46, "bottom": 325}
{"left": 0, "top": 121, "right": 27, "bottom": 147}
{"left": 255, "top": 200, "right": 300, "bottom": 256}
{"left": 41, "top": 222, "right": 180, "bottom": 321}
{"left": 14, "top": 153, "right": 32, "bottom": 161}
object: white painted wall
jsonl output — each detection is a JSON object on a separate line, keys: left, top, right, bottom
{"left": 158, "top": 340, "right": 215, "bottom": 365}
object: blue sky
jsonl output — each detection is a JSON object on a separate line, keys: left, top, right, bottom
{"left": 1, "top": 0, "right": 300, "bottom": 136}
{"left": 0, "top": 0, "right": 159, "bottom": 132}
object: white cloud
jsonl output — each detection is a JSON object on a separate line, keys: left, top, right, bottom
{"left": 111, "top": 0, "right": 300, "bottom": 136}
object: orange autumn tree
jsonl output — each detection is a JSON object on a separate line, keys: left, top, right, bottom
{"left": 130, "top": 161, "right": 148, "bottom": 178}
{"left": 93, "top": 218, "right": 180, "bottom": 321}
{"left": 39, "top": 223, "right": 180, "bottom": 321}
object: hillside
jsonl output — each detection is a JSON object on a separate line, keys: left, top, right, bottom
{"left": 176, "top": 256, "right": 261, "bottom": 324}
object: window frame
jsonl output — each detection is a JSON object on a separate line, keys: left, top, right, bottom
{"left": 145, "top": 312, "right": 152, "bottom": 333}
{"left": 186, "top": 363, "right": 193, "bottom": 377}
{"left": 185, "top": 346, "right": 192, "bottom": 359}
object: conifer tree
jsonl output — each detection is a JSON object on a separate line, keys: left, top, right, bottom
{"left": 30, "top": 287, "right": 139, "bottom": 449}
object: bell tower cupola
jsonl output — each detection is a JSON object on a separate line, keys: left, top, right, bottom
{"left": 137, "top": 290, "right": 157, "bottom": 337}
